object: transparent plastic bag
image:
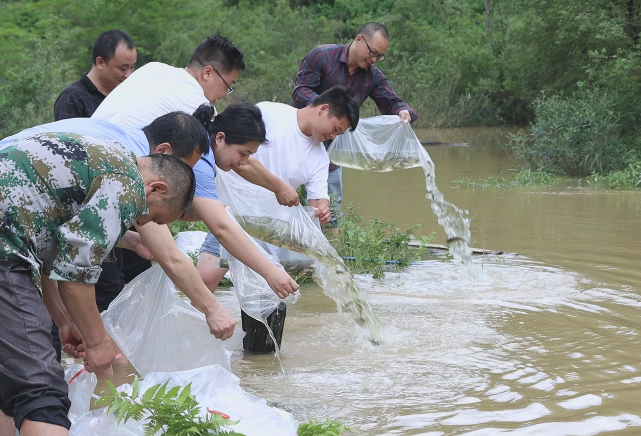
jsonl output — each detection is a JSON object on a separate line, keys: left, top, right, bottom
{"left": 101, "top": 263, "right": 243, "bottom": 377}
{"left": 65, "top": 363, "right": 97, "bottom": 422}
{"left": 328, "top": 115, "right": 433, "bottom": 172}
{"left": 219, "top": 207, "right": 300, "bottom": 322}
{"left": 216, "top": 171, "right": 381, "bottom": 341}
{"left": 330, "top": 114, "right": 474, "bottom": 269}
{"left": 174, "top": 230, "right": 207, "bottom": 262}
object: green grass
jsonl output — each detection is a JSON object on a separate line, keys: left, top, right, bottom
{"left": 587, "top": 161, "right": 641, "bottom": 189}
{"left": 452, "top": 169, "right": 560, "bottom": 188}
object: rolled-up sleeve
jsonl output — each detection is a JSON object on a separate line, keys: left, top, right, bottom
{"left": 370, "top": 70, "right": 419, "bottom": 122}
{"left": 50, "top": 173, "right": 145, "bottom": 284}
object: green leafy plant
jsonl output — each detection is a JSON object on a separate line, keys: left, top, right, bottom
{"left": 326, "top": 204, "right": 432, "bottom": 278}
{"left": 168, "top": 221, "right": 209, "bottom": 238}
{"left": 96, "top": 377, "right": 244, "bottom": 436}
{"left": 588, "top": 160, "right": 641, "bottom": 189}
{"left": 298, "top": 419, "right": 354, "bottom": 436}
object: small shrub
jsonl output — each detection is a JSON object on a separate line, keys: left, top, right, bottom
{"left": 325, "top": 204, "right": 433, "bottom": 278}
{"left": 506, "top": 89, "right": 629, "bottom": 177}
{"left": 298, "top": 419, "right": 354, "bottom": 436}
{"left": 96, "top": 378, "right": 244, "bottom": 436}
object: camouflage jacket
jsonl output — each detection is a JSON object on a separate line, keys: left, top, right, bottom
{"left": 0, "top": 132, "right": 148, "bottom": 288}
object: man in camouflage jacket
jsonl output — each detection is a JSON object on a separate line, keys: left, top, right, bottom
{"left": 0, "top": 132, "right": 195, "bottom": 436}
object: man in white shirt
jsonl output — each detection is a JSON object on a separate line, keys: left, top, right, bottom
{"left": 197, "top": 86, "right": 360, "bottom": 292}
{"left": 93, "top": 33, "right": 241, "bottom": 124}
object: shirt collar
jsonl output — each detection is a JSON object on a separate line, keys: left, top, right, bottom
{"left": 79, "top": 73, "right": 106, "bottom": 97}
{"left": 339, "top": 43, "right": 351, "bottom": 66}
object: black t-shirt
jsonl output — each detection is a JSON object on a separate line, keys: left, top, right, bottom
{"left": 54, "top": 74, "right": 106, "bottom": 120}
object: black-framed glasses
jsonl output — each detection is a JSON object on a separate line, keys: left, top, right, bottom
{"left": 360, "top": 35, "right": 386, "bottom": 61}
{"left": 213, "top": 68, "right": 234, "bottom": 95}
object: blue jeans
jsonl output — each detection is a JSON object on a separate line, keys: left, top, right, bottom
{"left": 200, "top": 232, "right": 222, "bottom": 258}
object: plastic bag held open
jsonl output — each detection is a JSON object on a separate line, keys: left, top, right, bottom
{"left": 327, "top": 115, "right": 433, "bottom": 172}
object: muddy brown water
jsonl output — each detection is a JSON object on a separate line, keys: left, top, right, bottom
{"left": 77, "top": 127, "right": 641, "bottom": 435}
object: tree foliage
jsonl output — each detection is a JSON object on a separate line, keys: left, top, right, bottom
{"left": 2, "top": 0, "right": 641, "bottom": 176}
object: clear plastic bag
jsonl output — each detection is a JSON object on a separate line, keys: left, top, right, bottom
{"left": 216, "top": 171, "right": 381, "bottom": 341}
{"left": 101, "top": 263, "right": 244, "bottom": 377}
{"left": 219, "top": 207, "right": 300, "bottom": 323}
{"left": 174, "top": 230, "right": 207, "bottom": 262}
{"left": 65, "top": 363, "right": 97, "bottom": 422}
{"left": 329, "top": 114, "right": 474, "bottom": 269}
{"left": 328, "top": 115, "right": 433, "bottom": 172}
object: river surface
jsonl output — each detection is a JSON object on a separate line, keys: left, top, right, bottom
{"left": 91, "top": 127, "right": 641, "bottom": 435}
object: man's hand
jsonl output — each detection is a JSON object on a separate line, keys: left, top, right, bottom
{"left": 204, "top": 307, "right": 236, "bottom": 341}
{"left": 264, "top": 267, "right": 299, "bottom": 299}
{"left": 59, "top": 322, "right": 85, "bottom": 359}
{"left": 398, "top": 110, "right": 412, "bottom": 123}
{"left": 309, "top": 199, "right": 332, "bottom": 225}
{"left": 83, "top": 334, "right": 117, "bottom": 373}
{"left": 276, "top": 184, "right": 300, "bottom": 207}
{"left": 315, "top": 204, "right": 332, "bottom": 224}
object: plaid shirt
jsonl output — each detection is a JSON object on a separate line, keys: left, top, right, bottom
{"left": 291, "top": 43, "right": 418, "bottom": 170}
{"left": 54, "top": 74, "right": 106, "bottom": 120}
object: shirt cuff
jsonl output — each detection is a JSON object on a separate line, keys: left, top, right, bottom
{"left": 49, "top": 262, "right": 103, "bottom": 284}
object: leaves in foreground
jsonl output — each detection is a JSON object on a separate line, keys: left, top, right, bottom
{"left": 96, "top": 378, "right": 356, "bottom": 436}
{"left": 298, "top": 419, "right": 355, "bottom": 436}
{"left": 95, "top": 377, "right": 244, "bottom": 436}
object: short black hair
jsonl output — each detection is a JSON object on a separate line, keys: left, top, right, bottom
{"left": 93, "top": 30, "right": 135, "bottom": 65}
{"left": 142, "top": 112, "right": 211, "bottom": 158}
{"left": 187, "top": 33, "right": 246, "bottom": 74}
{"left": 357, "top": 22, "right": 389, "bottom": 40}
{"left": 193, "top": 103, "right": 267, "bottom": 145}
{"left": 311, "top": 86, "right": 360, "bottom": 131}
{"left": 144, "top": 153, "right": 196, "bottom": 219}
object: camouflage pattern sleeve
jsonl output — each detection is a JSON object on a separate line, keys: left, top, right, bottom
{"left": 48, "top": 173, "right": 146, "bottom": 284}
{"left": 0, "top": 133, "right": 147, "bottom": 288}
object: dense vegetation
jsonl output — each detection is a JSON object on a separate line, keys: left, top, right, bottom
{"left": 2, "top": 0, "right": 641, "bottom": 181}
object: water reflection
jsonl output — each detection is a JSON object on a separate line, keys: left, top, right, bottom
{"left": 234, "top": 257, "right": 641, "bottom": 435}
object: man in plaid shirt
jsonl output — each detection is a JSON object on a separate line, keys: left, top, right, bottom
{"left": 291, "top": 22, "right": 418, "bottom": 227}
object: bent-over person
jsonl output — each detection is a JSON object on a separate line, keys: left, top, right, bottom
{"left": 0, "top": 133, "right": 194, "bottom": 436}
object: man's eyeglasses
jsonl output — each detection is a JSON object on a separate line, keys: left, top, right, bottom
{"left": 213, "top": 68, "right": 234, "bottom": 95}
{"left": 360, "top": 35, "right": 386, "bottom": 61}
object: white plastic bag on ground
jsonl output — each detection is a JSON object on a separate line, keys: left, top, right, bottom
{"left": 69, "top": 365, "right": 298, "bottom": 436}
{"left": 328, "top": 115, "right": 433, "bottom": 171}
{"left": 101, "top": 263, "right": 243, "bottom": 377}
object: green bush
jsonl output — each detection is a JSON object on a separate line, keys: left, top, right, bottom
{"left": 506, "top": 89, "right": 631, "bottom": 177}
{"left": 0, "top": 28, "right": 72, "bottom": 137}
